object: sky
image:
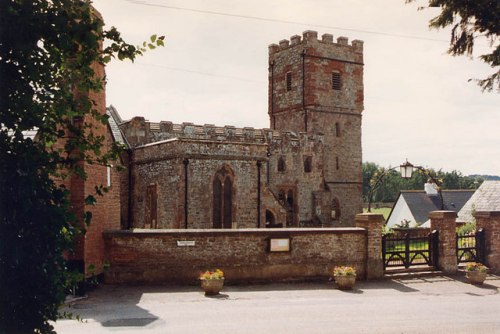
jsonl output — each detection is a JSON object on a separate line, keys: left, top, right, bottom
{"left": 92, "top": 0, "right": 499, "bottom": 176}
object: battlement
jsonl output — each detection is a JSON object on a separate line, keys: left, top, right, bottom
{"left": 120, "top": 117, "right": 323, "bottom": 147}
{"left": 269, "top": 30, "right": 363, "bottom": 55}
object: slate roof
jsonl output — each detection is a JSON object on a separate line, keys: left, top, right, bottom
{"left": 457, "top": 181, "right": 500, "bottom": 223}
{"left": 391, "top": 189, "right": 475, "bottom": 225}
{"left": 106, "top": 105, "right": 128, "bottom": 148}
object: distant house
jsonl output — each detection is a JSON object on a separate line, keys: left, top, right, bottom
{"left": 386, "top": 185, "right": 475, "bottom": 228}
{"left": 457, "top": 181, "right": 500, "bottom": 223}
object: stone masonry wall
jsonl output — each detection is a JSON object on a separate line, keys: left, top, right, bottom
{"left": 131, "top": 138, "right": 270, "bottom": 229}
{"left": 268, "top": 133, "right": 325, "bottom": 226}
{"left": 104, "top": 228, "right": 367, "bottom": 284}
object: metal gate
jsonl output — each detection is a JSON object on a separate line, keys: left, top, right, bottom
{"left": 457, "top": 228, "right": 485, "bottom": 264}
{"left": 382, "top": 230, "right": 439, "bottom": 269}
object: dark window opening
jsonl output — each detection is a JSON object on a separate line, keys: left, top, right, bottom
{"left": 332, "top": 72, "right": 341, "bottom": 90}
{"left": 336, "top": 156, "right": 339, "bottom": 170}
{"left": 213, "top": 167, "right": 233, "bottom": 228}
{"left": 223, "top": 178, "right": 232, "bottom": 228}
{"left": 286, "top": 190, "right": 295, "bottom": 227}
{"left": 265, "top": 210, "right": 282, "bottom": 228}
{"left": 278, "top": 190, "right": 286, "bottom": 204}
{"left": 286, "top": 72, "right": 292, "bottom": 91}
{"left": 278, "top": 156, "right": 286, "bottom": 172}
{"left": 304, "top": 156, "right": 312, "bottom": 173}
{"left": 335, "top": 122, "right": 341, "bottom": 137}
{"left": 213, "top": 178, "right": 222, "bottom": 228}
{"left": 331, "top": 198, "right": 341, "bottom": 220}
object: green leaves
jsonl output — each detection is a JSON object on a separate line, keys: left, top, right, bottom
{"left": 407, "top": 0, "right": 499, "bottom": 91}
{"left": 0, "top": 1, "right": 164, "bottom": 332}
{"left": 363, "top": 162, "right": 484, "bottom": 203}
{"left": 142, "top": 34, "right": 166, "bottom": 50}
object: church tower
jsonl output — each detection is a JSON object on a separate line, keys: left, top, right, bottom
{"left": 268, "top": 30, "right": 364, "bottom": 224}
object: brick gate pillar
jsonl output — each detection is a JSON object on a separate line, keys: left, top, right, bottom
{"left": 429, "top": 211, "right": 457, "bottom": 274}
{"left": 355, "top": 213, "right": 385, "bottom": 280}
{"left": 474, "top": 211, "right": 500, "bottom": 274}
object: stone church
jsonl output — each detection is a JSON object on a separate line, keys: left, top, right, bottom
{"left": 111, "top": 30, "right": 364, "bottom": 230}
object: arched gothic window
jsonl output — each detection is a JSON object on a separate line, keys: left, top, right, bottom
{"left": 213, "top": 166, "right": 234, "bottom": 228}
{"left": 265, "top": 210, "right": 276, "bottom": 226}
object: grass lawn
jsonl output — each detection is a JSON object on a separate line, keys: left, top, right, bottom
{"left": 363, "top": 207, "right": 391, "bottom": 220}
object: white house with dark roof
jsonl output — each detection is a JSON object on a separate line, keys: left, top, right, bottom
{"left": 457, "top": 181, "right": 500, "bottom": 223}
{"left": 386, "top": 185, "right": 475, "bottom": 228}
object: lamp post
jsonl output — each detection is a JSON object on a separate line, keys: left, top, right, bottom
{"left": 399, "top": 160, "right": 444, "bottom": 210}
{"left": 367, "top": 160, "right": 444, "bottom": 212}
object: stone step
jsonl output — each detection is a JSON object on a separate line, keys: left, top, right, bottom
{"left": 384, "top": 266, "right": 444, "bottom": 279}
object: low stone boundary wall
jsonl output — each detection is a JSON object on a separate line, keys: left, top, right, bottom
{"left": 103, "top": 228, "right": 367, "bottom": 284}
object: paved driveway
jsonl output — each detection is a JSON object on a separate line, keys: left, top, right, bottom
{"left": 54, "top": 274, "right": 500, "bottom": 334}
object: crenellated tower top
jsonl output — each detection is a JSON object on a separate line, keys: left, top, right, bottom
{"left": 269, "top": 30, "right": 363, "bottom": 57}
{"left": 268, "top": 30, "right": 364, "bottom": 134}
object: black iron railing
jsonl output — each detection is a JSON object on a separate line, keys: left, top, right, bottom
{"left": 383, "top": 231, "right": 438, "bottom": 269}
{"left": 457, "top": 228, "right": 485, "bottom": 264}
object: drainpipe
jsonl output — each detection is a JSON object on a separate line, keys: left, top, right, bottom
{"left": 257, "top": 160, "right": 262, "bottom": 228}
{"left": 302, "top": 49, "right": 307, "bottom": 132}
{"left": 266, "top": 148, "right": 271, "bottom": 185}
{"left": 270, "top": 61, "right": 275, "bottom": 129}
{"left": 183, "top": 158, "right": 189, "bottom": 229}
{"left": 127, "top": 148, "right": 133, "bottom": 230}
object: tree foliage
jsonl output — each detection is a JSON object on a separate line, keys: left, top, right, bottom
{"left": 0, "top": 1, "right": 163, "bottom": 333}
{"left": 363, "top": 162, "right": 484, "bottom": 203}
{"left": 407, "top": 0, "right": 500, "bottom": 91}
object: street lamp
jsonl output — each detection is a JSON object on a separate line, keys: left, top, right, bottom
{"left": 367, "top": 160, "right": 444, "bottom": 212}
{"left": 399, "top": 160, "right": 414, "bottom": 179}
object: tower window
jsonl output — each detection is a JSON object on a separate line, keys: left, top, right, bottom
{"left": 286, "top": 72, "right": 292, "bottom": 91}
{"left": 304, "top": 156, "right": 312, "bottom": 173}
{"left": 335, "top": 122, "right": 341, "bottom": 137}
{"left": 336, "top": 156, "right": 339, "bottom": 170}
{"left": 332, "top": 72, "right": 341, "bottom": 90}
{"left": 278, "top": 156, "right": 286, "bottom": 172}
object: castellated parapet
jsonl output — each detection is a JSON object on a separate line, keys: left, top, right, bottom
{"left": 119, "top": 117, "right": 324, "bottom": 149}
{"left": 269, "top": 30, "right": 363, "bottom": 57}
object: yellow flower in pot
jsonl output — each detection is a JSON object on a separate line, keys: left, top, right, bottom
{"left": 465, "top": 262, "right": 487, "bottom": 285}
{"left": 332, "top": 266, "right": 356, "bottom": 290}
{"left": 199, "top": 269, "right": 225, "bottom": 295}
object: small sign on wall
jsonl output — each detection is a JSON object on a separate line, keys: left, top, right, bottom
{"left": 177, "top": 240, "right": 196, "bottom": 247}
{"left": 268, "top": 238, "right": 291, "bottom": 252}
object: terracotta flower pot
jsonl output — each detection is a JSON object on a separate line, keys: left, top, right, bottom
{"left": 466, "top": 271, "right": 487, "bottom": 285}
{"left": 201, "top": 278, "right": 224, "bottom": 295}
{"left": 334, "top": 275, "right": 356, "bottom": 290}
